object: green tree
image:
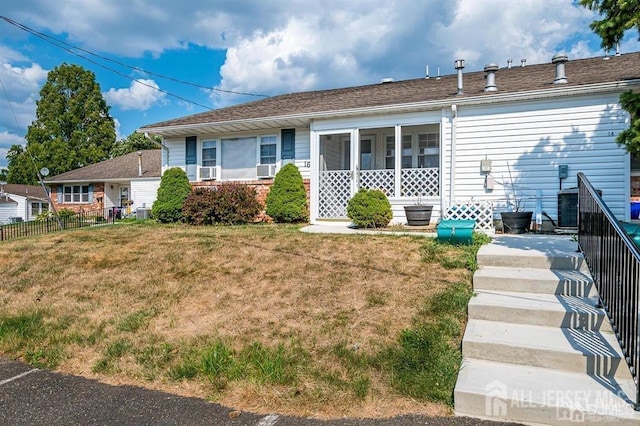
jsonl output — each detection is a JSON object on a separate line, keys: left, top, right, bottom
{"left": 7, "top": 63, "right": 115, "bottom": 184}
{"left": 265, "top": 163, "right": 308, "bottom": 223}
{"left": 111, "top": 132, "right": 161, "bottom": 158}
{"left": 152, "top": 167, "right": 192, "bottom": 223}
{"left": 581, "top": 1, "right": 640, "bottom": 154}
{"left": 580, "top": 0, "right": 640, "bottom": 49}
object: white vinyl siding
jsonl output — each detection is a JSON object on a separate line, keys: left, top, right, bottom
{"left": 449, "top": 93, "right": 629, "bottom": 220}
{"left": 130, "top": 179, "right": 161, "bottom": 210}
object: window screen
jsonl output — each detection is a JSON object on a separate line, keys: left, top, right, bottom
{"left": 221, "top": 137, "right": 257, "bottom": 179}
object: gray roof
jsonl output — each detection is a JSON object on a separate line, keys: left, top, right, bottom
{"left": 45, "top": 150, "right": 162, "bottom": 183}
{"left": 140, "top": 52, "right": 640, "bottom": 137}
{"left": 1, "top": 184, "right": 48, "bottom": 200}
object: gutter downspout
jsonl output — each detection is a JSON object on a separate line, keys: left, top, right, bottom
{"left": 144, "top": 132, "right": 170, "bottom": 170}
{"left": 450, "top": 104, "right": 457, "bottom": 204}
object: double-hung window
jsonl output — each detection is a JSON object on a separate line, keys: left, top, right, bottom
{"left": 418, "top": 133, "right": 439, "bottom": 168}
{"left": 63, "top": 185, "right": 90, "bottom": 203}
{"left": 260, "top": 135, "right": 277, "bottom": 164}
{"left": 30, "top": 202, "right": 48, "bottom": 216}
{"left": 202, "top": 140, "right": 216, "bottom": 167}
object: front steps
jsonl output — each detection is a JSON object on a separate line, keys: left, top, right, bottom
{"left": 454, "top": 235, "right": 640, "bottom": 425}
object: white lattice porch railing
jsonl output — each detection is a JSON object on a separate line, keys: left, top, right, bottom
{"left": 401, "top": 168, "right": 439, "bottom": 197}
{"left": 442, "top": 200, "right": 494, "bottom": 231}
{"left": 360, "top": 169, "right": 395, "bottom": 196}
{"left": 318, "top": 170, "right": 351, "bottom": 218}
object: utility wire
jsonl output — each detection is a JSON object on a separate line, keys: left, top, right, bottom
{"left": 0, "top": 15, "right": 268, "bottom": 110}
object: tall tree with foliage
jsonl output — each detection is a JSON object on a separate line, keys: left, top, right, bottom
{"left": 7, "top": 63, "right": 115, "bottom": 184}
{"left": 581, "top": 0, "right": 640, "bottom": 154}
{"left": 580, "top": 0, "right": 640, "bottom": 49}
{"left": 111, "top": 132, "right": 161, "bottom": 158}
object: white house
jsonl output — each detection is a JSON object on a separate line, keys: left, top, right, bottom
{"left": 0, "top": 183, "right": 50, "bottom": 223}
{"left": 140, "top": 52, "right": 640, "bottom": 229}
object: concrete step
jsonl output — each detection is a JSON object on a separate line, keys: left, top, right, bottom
{"left": 454, "top": 358, "right": 640, "bottom": 425}
{"left": 473, "top": 266, "right": 595, "bottom": 296}
{"left": 462, "top": 319, "right": 630, "bottom": 378}
{"left": 469, "top": 291, "right": 611, "bottom": 331}
{"left": 477, "top": 235, "right": 585, "bottom": 270}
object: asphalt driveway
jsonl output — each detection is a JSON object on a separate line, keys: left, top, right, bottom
{"left": 0, "top": 357, "right": 519, "bottom": 425}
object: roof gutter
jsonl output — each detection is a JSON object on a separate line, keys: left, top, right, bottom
{"left": 139, "top": 79, "right": 640, "bottom": 135}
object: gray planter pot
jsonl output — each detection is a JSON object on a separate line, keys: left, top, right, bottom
{"left": 404, "top": 205, "right": 433, "bottom": 226}
{"left": 501, "top": 211, "right": 533, "bottom": 234}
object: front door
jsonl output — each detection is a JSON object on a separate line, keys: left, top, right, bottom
{"left": 119, "top": 186, "right": 129, "bottom": 212}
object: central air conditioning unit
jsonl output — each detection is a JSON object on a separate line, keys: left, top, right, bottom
{"left": 557, "top": 188, "right": 602, "bottom": 228}
{"left": 256, "top": 164, "right": 276, "bottom": 178}
{"left": 199, "top": 166, "right": 216, "bottom": 180}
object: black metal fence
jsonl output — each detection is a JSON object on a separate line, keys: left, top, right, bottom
{"left": 0, "top": 209, "right": 115, "bottom": 242}
{"left": 577, "top": 172, "right": 640, "bottom": 408}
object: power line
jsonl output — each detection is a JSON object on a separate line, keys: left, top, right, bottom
{"left": 0, "top": 15, "right": 269, "bottom": 110}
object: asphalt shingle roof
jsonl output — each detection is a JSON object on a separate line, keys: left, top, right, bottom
{"left": 141, "top": 52, "right": 640, "bottom": 130}
{"left": 1, "top": 184, "right": 48, "bottom": 200}
{"left": 45, "top": 150, "right": 162, "bottom": 183}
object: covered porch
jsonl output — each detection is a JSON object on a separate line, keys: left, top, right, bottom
{"left": 311, "top": 123, "right": 441, "bottom": 223}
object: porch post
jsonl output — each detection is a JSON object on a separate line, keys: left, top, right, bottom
{"left": 309, "top": 127, "right": 319, "bottom": 223}
{"left": 351, "top": 129, "right": 359, "bottom": 196}
{"left": 394, "top": 124, "right": 402, "bottom": 197}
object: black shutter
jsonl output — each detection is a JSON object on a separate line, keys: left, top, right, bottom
{"left": 185, "top": 136, "right": 197, "bottom": 165}
{"left": 281, "top": 129, "right": 295, "bottom": 160}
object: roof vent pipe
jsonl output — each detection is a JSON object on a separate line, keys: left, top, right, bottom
{"left": 137, "top": 151, "right": 143, "bottom": 177}
{"left": 507, "top": 59, "right": 513, "bottom": 69}
{"left": 521, "top": 59, "right": 526, "bottom": 67}
{"left": 454, "top": 59, "right": 465, "bottom": 95}
{"left": 616, "top": 42, "right": 621, "bottom": 56}
{"left": 552, "top": 53, "right": 568, "bottom": 84}
{"left": 484, "top": 64, "right": 499, "bottom": 92}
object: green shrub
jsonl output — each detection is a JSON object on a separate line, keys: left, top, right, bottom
{"left": 211, "top": 183, "right": 262, "bottom": 225}
{"left": 182, "top": 183, "right": 262, "bottom": 225}
{"left": 182, "top": 187, "right": 216, "bottom": 225}
{"left": 265, "top": 164, "right": 308, "bottom": 223}
{"left": 346, "top": 188, "right": 392, "bottom": 228}
{"left": 152, "top": 168, "right": 192, "bottom": 223}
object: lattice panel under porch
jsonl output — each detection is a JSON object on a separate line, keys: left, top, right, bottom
{"left": 401, "top": 168, "right": 439, "bottom": 197}
{"left": 318, "top": 171, "right": 351, "bottom": 218}
{"left": 360, "top": 169, "right": 395, "bottom": 196}
{"left": 442, "top": 200, "right": 494, "bottom": 231}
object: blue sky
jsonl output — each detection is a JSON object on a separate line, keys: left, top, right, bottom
{"left": 1, "top": 0, "right": 639, "bottom": 169}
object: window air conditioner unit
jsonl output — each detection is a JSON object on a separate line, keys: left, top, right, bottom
{"left": 200, "top": 166, "right": 216, "bottom": 180}
{"left": 256, "top": 164, "right": 276, "bottom": 178}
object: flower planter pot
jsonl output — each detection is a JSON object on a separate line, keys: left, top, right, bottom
{"left": 404, "top": 205, "right": 433, "bottom": 226}
{"left": 501, "top": 211, "right": 533, "bottom": 234}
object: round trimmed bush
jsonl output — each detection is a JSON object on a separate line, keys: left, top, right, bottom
{"left": 152, "top": 167, "right": 192, "bottom": 223}
{"left": 265, "top": 163, "right": 308, "bottom": 223}
{"left": 347, "top": 188, "right": 392, "bottom": 228}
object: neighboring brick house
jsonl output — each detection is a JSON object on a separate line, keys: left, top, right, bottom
{"left": 44, "top": 150, "right": 162, "bottom": 216}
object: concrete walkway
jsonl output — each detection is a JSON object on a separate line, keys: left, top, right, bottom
{"left": 454, "top": 234, "right": 640, "bottom": 425}
{"left": 300, "top": 222, "right": 437, "bottom": 237}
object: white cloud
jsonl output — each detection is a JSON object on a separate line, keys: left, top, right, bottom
{"left": 103, "top": 79, "right": 167, "bottom": 111}
{"left": 0, "top": 130, "right": 27, "bottom": 167}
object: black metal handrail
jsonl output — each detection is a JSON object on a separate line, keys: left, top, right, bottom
{"left": 578, "top": 172, "right": 640, "bottom": 408}
{"left": 0, "top": 208, "right": 115, "bottom": 242}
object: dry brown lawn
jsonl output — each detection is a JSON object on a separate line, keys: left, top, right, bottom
{"left": 0, "top": 223, "right": 472, "bottom": 419}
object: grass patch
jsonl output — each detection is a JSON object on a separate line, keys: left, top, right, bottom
{"left": 0, "top": 222, "right": 488, "bottom": 418}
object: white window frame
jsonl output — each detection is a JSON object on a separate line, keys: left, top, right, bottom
{"left": 63, "top": 185, "right": 90, "bottom": 203}
{"left": 259, "top": 135, "right": 277, "bottom": 165}
{"left": 30, "top": 201, "right": 49, "bottom": 217}
{"left": 417, "top": 132, "right": 439, "bottom": 168}
{"left": 202, "top": 140, "right": 217, "bottom": 167}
